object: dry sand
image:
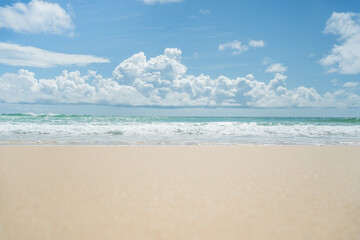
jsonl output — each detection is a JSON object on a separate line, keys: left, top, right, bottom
{"left": 0, "top": 146, "right": 359, "bottom": 240}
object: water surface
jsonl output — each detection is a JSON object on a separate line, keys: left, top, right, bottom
{"left": 0, "top": 113, "right": 359, "bottom": 145}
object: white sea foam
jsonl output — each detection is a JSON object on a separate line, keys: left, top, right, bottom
{"left": 0, "top": 115, "right": 359, "bottom": 145}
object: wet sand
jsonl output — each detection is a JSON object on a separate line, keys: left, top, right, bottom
{"left": 0, "top": 146, "right": 359, "bottom": 240}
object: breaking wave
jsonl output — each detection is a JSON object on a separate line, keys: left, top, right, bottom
{"left": 0, "top": 114, "right": 359, "bottom": 145}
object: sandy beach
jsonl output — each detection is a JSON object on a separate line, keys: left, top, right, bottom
{"left": 0, "top": 146, "right": 359, "bottom": 240}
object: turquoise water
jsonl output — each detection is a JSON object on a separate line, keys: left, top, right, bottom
{"left": 0, "top": 114, "right": 359, "bottom": 145}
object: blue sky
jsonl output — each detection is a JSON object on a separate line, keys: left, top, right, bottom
{"left": 0, "top": 0, "right": 360, "bottom": 115}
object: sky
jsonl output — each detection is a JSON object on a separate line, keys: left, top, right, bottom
{"left": 0, "top": 0, "right": 360, "bottom": 116}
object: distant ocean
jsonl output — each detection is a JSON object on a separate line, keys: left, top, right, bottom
{"left": 0, "top": 113, "right": 359, "bottom": 145}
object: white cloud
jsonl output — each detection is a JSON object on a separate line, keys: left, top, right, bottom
{"left": 219, "top": 40, "right": 265, "bottom": 54}
{"left": 262, "top": 57, "right": 272, "bottom": 65}
{"left": 199, "top": 9, "right": 210, "bottom": 15}
{"left": 0, "top": 42, "right": 110, "bottom": 68}
{"left": 330, "top": 78, "right": 340, "bottom": 86}
{"left": 308, "top": 53, "right": 316, "bottom": 58}
{"left": 320, "top": 12, "right": 360, "bottom": 74}
{"left": 265, "top": 63, "right": 287, "bottom": 73}
{"left": 248, "top": 40, "right": 265, "bottom": 48}
{"left": 219, "top": 40, "right": 248, "bottom": 54}
{"left": 343, "top": 81, "right": 359, "bottom": 87}
{"left": 0, "top": 69, "right": 146, "bottom": 105}
{"left": 0, "top": 0, "right": 74, "bottom": 35}
{"left": 0, "top": 48, "right": 359, "bottom": 108}
{"left": 143, "top": 0, "right": 183, "bottom": 4}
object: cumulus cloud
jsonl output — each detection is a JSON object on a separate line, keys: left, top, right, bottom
{"left": 343, "top": 81, "right": 359, "bottom": 87}
{"left": 143, "top": 0, "right": 183, "bottom": 4}
{"left": 0, "top": 69, "right": 147, "bottom": 105}
{"left": 320, "top": 12, "right": 360, "bottom": 74}
{"left": 265, "top": 63, "right": 287, "bottom": 73}
{"left": 0, "top": 48, "right": 359, "bottom": 107}
{"left": 219, "top": 40, "right": 265, "bottom": 54}
{"left": 0, "top": 42, "right": 110, "bottom": 68}
{"left": 0, "top": 0, "right": 74, "bottom": 35}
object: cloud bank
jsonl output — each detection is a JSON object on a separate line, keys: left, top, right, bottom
{"left": 0, "top": 48, "right": 359, "bottom": 107}
{"left": 219, "top": 40, "right": 264, "bottom": 54}
{"left": 0, "top": 42, "right": 110, "bottom": 68}
{"left": 0, "top": 0, "right": 74, "bottom": 35}
{"left": 320, "top": 12, "right": 360, "bottom": 74}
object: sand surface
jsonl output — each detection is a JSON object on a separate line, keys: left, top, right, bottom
{"left": 0, "top": 146, "right": 359, "bottom": 240}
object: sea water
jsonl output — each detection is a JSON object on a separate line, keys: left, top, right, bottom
{"left": 0, "top": 114, "right": 359, "bottom": 145}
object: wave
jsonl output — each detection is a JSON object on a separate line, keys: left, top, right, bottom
{"left": 1, "top": 115, "right": 360, "bottom": 145}
{"left": 0, "top": 120, "right": 359, "bottom": 145}
{"left": 1, "top": 114, "right": 360, "bottom": 124}
{"left": 0, "top": 113, "right": 92, "bottom": 118}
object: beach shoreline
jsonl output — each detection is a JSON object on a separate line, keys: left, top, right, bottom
{"left": 1, "top": 146, "right": 359, "bottom": 240}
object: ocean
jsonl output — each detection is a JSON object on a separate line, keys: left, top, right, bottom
{"left": 0, "top": 113, "right": 359, "bottom": 145}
